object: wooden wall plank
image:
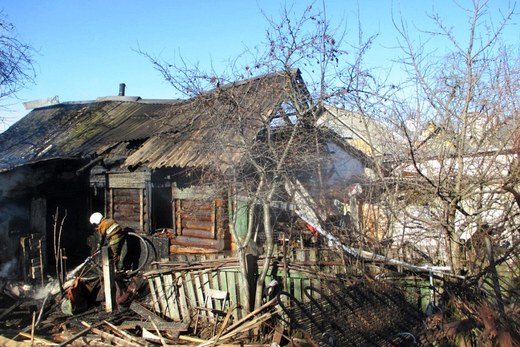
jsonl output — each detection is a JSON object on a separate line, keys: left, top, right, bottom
{"left": 109, "top": 188, "right": 114, "bottom": 218}
{"left": 218, "top": 270, "right": 227, "bottom": 294}
{"left": 211, "top": 200, "right": 216, "bottom": 238}
{"left": 225, "top": 269, "right": 240, "bottom": 320}
{"left": 108, "top": 172, "right": 149, "bottom": 189}
{"left": 175, "top": 200, "right": 182, "bottom": 235}
{"left": 112, "top": 188, "right": 146, "bottom": 231}
{"left": 140, "top": 188, "right": 144, "bottom": 231}
{"left": 183, "top": 271, "right": 197, "bottom": 310}
{"left": 171, "top": 185, "right": 177, "bottom": 235}
{"left": 145, "top": 253, "right": 348, "bottom": 323}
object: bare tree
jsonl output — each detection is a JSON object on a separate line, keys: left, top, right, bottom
{"left": 0, "top": 11, "right": 35, "bottom": 112}
{"left": 139, "top": 1, "right": 520, "bottom": 342}
{"left": 343, "top": 2, "right": 520, "bottom": 342}
{"left": 140, "top": 4, "right": 377, "bottom": 313}
{"left": 363, "top": 0, "right": 520, "bottom": 275}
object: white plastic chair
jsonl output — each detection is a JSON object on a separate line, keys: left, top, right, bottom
{"left": 193, "top": 288, "right": 230, "bottom": 335}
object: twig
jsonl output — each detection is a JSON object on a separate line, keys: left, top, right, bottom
{"left": 199, "top": 311, "right": 276, "bottom": 346}
{"left": 179, "top": 335, "right": 206, "bottom": 343}
{"left": 221, "top": 297, "right": 277, "bottom": 334}
{"left": 198, "top": 302, "right": 280, "bottom": 347}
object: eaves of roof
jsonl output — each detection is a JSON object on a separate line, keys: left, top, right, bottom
{"left": 0, "top": 99, "right": 177, "bottom": 172}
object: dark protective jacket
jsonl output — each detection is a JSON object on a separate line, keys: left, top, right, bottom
{"left": 97, "top": 217, "right": 124, "bottom": 247}
{"left": 96, "top": 217, "right": 126, "bottom": 268}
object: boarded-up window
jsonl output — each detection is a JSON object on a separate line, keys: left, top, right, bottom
{"left": 111, "top": 188, "right": 147, "bottom": 232}
{"left": 176, "top": 199, "right": 216, "bottom": 238}
{"left": 171, "top": 197, "right": 228, "bottom": 251}
{"left": 170, "top": 185, "right": 228, "bottom": 251}
{"left": 104, "top": 171, "right": 151, "bottom": 233}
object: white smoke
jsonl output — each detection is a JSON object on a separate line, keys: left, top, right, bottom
{"left": 0, "top": 258, "right": 17, "bottom": 278}
{"left": 32, "top": 280, "right": 58, "bottom": 300}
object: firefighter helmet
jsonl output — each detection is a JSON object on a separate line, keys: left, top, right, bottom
{"left": 89, "top": 212, "right": 103, "bottom": 225}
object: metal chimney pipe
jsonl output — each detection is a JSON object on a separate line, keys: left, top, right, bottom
{"left": 118, "top": 83, "right": 126, "bottom": 96}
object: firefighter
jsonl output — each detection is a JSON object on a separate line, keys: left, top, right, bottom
{"left": 89, "top": 212, "right": 126, "bottom": 270}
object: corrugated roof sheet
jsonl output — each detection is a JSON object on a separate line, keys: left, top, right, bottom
{"left": 0, "top": 70, "right": 305, "bottom": 173}
{"left": 0, "top": 100, "right": 176, "bottom": 171}
{"left": 124, "top": 70, "right": 304, "bottom": 171}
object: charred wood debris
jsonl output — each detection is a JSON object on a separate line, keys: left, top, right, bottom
{"left": 0, "top": 252, "right": 519, "bottom": 347}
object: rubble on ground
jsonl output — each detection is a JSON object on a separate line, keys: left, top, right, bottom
{"left": 1, "top": 252, "right": 519, "bottom": 346}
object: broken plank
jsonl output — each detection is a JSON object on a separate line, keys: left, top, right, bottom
{"left": 179, "top": 335, "right": 206, "bottom": 343}
{"left": 71, "top": 337, "right": 115, "bottom": 347}
{"left": 129, "top": 301, "right": 165, "bottom": 324}
{"left": 166, "top": 345, "right": 271, "bottom": 347}
{"left": 209, "top": 345, "right": 271, "bottom": 347}
{"left": 119, "top": 320, "right": 189, "bottom": 331}
{"left": 0, "top": 301, "right": 22, "bottom": 320}
{"left": 90, "top": 327, "right": 141, "bottom": 347}
{"left": 141, "top": 327, "right": 175, "bottom": 345}
{"left": 0, "top": 335, "right": 30, "bottom": 347}
{"left": 222, "top": 297, "right": 277, "bottom": 334}
{"left": 56, "top": 320, "right": 105, "bottom": 347}
{"left": 19, "top": 331, "right": 55, "bottom": 345}
{"left": 103, "top": 320, "right": 146, "bottom": 346}
{"left": 177, "top": 336, "right": 271, "bottom": 347}
{"left": 149, "top": 319, "right": 168, "bottom": 346}
{"left": 205, "top": 312, "right": 274, "bottom": 346}
{"left": 211, "top": 303, "right": 236, "bottom": 347}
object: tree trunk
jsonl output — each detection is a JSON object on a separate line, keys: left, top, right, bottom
{"left": 484, "top": 235, "right": 505, "bottom": 317}
{"left": 446, "top": 201, "right": 462, "bottom": 274}
{"left": 254, "top": 200, "right": 275, "bottom": 309}
{"left": 228, "top": 192, "right": 251, "bottom": 316}
{"left": 236, "top": 246, "right": 251, "bottom": 316}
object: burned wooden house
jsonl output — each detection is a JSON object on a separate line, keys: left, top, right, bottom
{"left": 2, "top": 70, "right": 366, "bottom": 281}
{"left": 0, "top": 95, "right": 179, "bottom": 280}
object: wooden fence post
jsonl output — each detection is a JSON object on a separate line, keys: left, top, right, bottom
{"left": 102, "top": 246, "right": 116, "bottom": 312}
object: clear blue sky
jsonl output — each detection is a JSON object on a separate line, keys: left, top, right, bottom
{"left": 1, "top": 1, "right": 518, "bottom": 131}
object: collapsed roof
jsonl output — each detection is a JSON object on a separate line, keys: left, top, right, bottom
{"left": 0, "top": 70, "right": 308, "bottom": 173}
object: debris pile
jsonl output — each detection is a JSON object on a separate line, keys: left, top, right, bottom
{"left": 3, "top": 250, "right": 519, "bottom": 346}
{"left": 0, "top": 273, "right": 282, "bottom": 346}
